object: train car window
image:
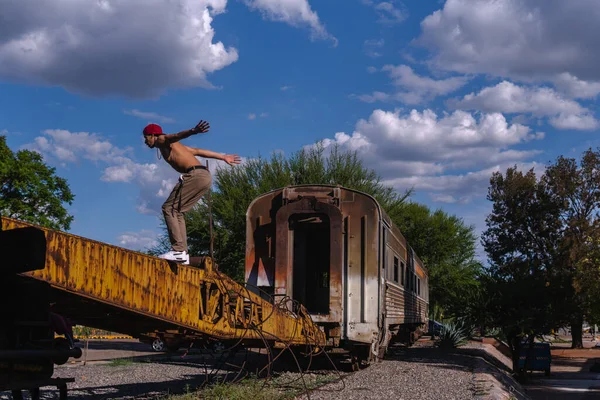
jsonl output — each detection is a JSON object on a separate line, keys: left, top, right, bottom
{"left": 393, "top": 256, "right": 399, "bottom": 283}
{"left": 401, "top": 262, "right": 405, "bottom": 286}
{"left": 417, "top": 277, "right": 421, "bottom": 296}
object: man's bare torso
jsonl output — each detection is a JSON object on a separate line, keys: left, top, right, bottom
{"left": 159, "top": 142, "right": 201, "bottom": 173}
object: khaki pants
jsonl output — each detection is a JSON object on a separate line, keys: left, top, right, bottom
{"left": 162, "top": 168, "right": 212, "bottom": 252}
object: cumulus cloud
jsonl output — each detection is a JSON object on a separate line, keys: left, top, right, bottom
{"left": 417, "top": 0, "right": 600, "bottom": 83}
{"left": 117, "top": 229, "right": 160, "bottom": 251}
{"left": 383, "top": 162, "right": 539, "bottom": 204}
{"left": 0, "top": 0, "right": 238, "bottom": 98}
{"left": 26, "top": 129, "right": 131, "bottom": 166}
{"left": 552, "top": 73, "right": 600, "bottom": 100}
{"left": 314, "top": 108, "right": 544, "bottom": 203}
{"left": 451, "top": 81, "right": 599, "bottom": 130}
{"left": 124, "top": 110, "right": 175, "bottom": 124}
{"left": 354, "top": 65, "right": 469, "bottom": 105}
{"left": 244, "top": 0, "right": 337, "bottom": 45}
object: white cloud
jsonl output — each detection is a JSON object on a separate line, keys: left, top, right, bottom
{"left": 362, "top": 0, "right": 406, "bottom": 24}
{"left": 248, "top": 112, "right": 268, "bottom": 120}
{"left": 352, "top": 91, "right": 392, "bottom": 104}
{"left": 364, "top": 39, "right": 384, "bottom": 58}
{"left": 244, "top": 0, "right": 337, "bottom": 45}
{"left": 367, "top": 66, "right": 377, "bottom": 74}
{"left": 26, "top": 129, "right": 131, "bottom": 166}
{"left": 384, "top": 162, "right": 543, "bottom": 204}
{"left": 124, "top": 110, "right": 175, "bottom": 124}
{"left": 280, "top": 85, "right": 293, "bottom": 91}
{"left": 417, "top": 0, "right": 600, "bottom": 82}
{"left": 383, "top": 161, "right": 540, "bottom": 204}
{"left": 551, "top": 114, "right": 599, "bottom": 131}
{"left": 0, "top": 0, "right": 238, "bottom": 98}
{"left": 117, "top": 229, "right": 159, "bottom": 251}
{"left": 552, "top": 73, "right": 600, "bottom": 100}
{"left": 314, "top": 108, "right": 544, "bottom": 203}
{"left": 451, "top": 81, "right": 598, "bottom": 130}
{"left": 0, "top": 129, "right": 7, "bottom": 136}
{"left": 355, "top": 65, "right": 469, "bottom": 105}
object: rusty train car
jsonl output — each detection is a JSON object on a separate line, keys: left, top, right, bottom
{"left": 245, "top": 185, "right": 429, "bottom": 360}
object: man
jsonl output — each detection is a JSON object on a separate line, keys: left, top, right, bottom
{"left": 143, "top": 121, "right": 241, "bottom": 264}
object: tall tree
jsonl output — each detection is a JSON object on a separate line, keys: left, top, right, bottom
{"left": 543, "top": 149, "right": 600, "bottom": 348}
{"left": 0, "top": 135, "right": 74, "bottom": 230}
{"left": 482, "top": 166, "right": 566, "bottom": 372}
{"left": 482, "top": 148, "right": 600, "bottom": 358}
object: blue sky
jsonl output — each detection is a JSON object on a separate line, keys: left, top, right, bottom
{"left": 2, "top": 0, "right": 600, "bottom": 260}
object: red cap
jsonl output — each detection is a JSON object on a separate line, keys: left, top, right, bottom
{"left": 143, "top": 123, "right": 163, "bottom": 135}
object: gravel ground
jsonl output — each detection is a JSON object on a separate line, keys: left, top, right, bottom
{"left": 1, "top": 343, "right": 522, "bottom": 400}
{"left": 298, "top": 346, "right": 480, "bottom": 400}
{"left": 1, "top": 354, "right": 244, "bottom": 400}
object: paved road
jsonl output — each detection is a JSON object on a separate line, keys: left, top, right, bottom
{"left": 524, "top": 341, "right": 600, "bottom": 399}
{"left": 68, "top": 339, "right": 164, "bottom": 364}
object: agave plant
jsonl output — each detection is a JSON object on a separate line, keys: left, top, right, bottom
{"left": 436, "top": 320, "right": 471, "bottom": 349}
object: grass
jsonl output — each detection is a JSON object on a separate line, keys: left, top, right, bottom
{"left": 166, "top": 372, "right": 342, "bottom": 400}
{"left": 108, "top": 358, "right": 135, "bottom": 367}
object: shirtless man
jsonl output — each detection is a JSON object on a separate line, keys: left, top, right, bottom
{"left": 143, "top": 121, "right": 241, "bottom": 264}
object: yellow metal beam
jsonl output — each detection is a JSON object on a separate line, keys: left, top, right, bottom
{"left": 1, "top": 217, "right": 325, "bottom": 347}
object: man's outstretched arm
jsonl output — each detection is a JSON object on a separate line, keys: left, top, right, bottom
{"left": 189, "top": 147, "right": 241, "bottom": 166}
{"left": 162, "top": 120, "right": 210, "bottom": 144}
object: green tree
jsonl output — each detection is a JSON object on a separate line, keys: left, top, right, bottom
{"left": 393, "top": 202, "right": 482, "bottom": 320}
{"left": 543, "top": 148, "right": 600, "bottom": 348}
{"left": 0, "top": 135, "right": 74, "bottom": 230}
{"left": 481, "top": 166, "right": 565, "bottom": 373}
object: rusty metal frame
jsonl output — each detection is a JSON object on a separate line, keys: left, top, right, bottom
{"left": 1, "top": 217, "right": 326, "bottom": 347}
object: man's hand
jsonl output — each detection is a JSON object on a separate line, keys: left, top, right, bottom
{"left": 192, "top": 120, "right": 210, "bottom": 134}
{"left": 223, "top": 154, "right": 242, "bottom": 166}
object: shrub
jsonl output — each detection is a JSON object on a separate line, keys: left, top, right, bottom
{"left": 436, "top": 320, "right": 471, "bottom": 349}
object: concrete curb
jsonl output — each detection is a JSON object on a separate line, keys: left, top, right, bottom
{"left": 452, "top": 347, "right": 531, "bottom": 400}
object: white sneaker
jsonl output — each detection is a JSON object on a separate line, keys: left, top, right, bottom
{"left": 158, "top": 250, "right": 189, "bottom": 265}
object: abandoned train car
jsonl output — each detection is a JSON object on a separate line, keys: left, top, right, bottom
{"left": 245, "top": 185, "right": 429, "bottom": 358}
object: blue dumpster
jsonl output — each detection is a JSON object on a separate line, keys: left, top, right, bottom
{"left": 518, "top": 342, "right": 551, "bottom": 376}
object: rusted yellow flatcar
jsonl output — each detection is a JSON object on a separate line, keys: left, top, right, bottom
{"left": 245, "top": 185, "right": 429, "bottom": 361}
